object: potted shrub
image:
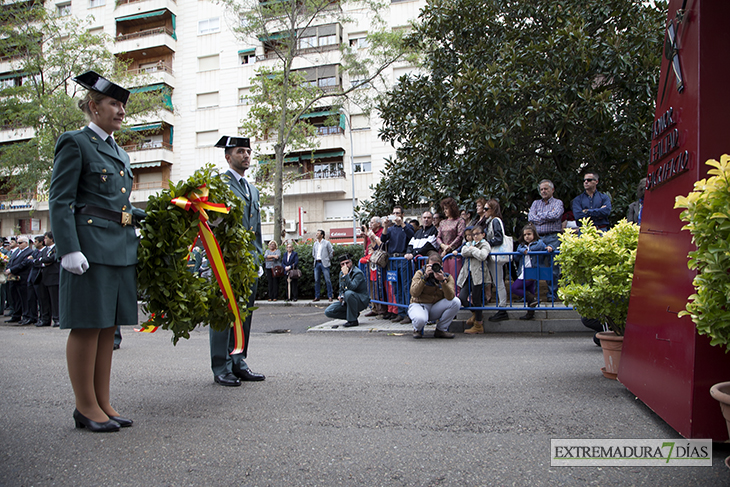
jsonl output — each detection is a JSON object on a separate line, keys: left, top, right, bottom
{"left": 675, "top": 155, "right": 730, "bottom": 452}
{"left": 555, "top": 219, "right": 640, "bottom": 379}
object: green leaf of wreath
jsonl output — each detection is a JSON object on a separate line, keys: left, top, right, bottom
{"left": 137, "top": 164, "right": 259, "bottom": 344}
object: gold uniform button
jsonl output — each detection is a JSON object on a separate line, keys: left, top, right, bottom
{"left": 121, "top": 187, "right": 127, "bottom": 193}
{"left": 87, "top": 219, "right": 93, "bottom": 224}
{"left": 120, "top": 171, "right": 124, "bottom": 176}
{"left": 102, "top": 169, "right": 107, "bottom": 173}
{"left": 122, "top": 205, "right": 127, "bottom": 211}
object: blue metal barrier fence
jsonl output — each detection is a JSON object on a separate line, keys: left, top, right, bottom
{"left": 359, "top": 251, "right": 573, "bottom": 312}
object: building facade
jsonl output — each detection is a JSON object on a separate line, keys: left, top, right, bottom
{"left": 0, "top": 0, "right": 425, "bottom": 242}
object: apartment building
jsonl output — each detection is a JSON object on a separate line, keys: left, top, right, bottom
{"left": 0, "top": 0, "right": 425, "bottom": 242}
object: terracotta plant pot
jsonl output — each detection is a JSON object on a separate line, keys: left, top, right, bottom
{"left": 597, "top": 331, "right": 624, "bottom": 380}
{"left": 710, "top": 382, "right": 730, "bottom": 469}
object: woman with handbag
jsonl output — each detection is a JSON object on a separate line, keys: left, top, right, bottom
{"left": 282, "top": 243, "right": 299, "bottom": 301}
{"left": 264, "top": 240, "right": 282, "bottom": 301}
{"left": 484, "top": 199, "right": 513, "bottom": 322}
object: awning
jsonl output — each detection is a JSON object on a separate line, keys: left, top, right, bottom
{"left": 301, "top": 150, "right": 345, "bottom": 160}
{"left": 129, "top": 83, "right": 167, "bottom": 93}
{"left": 258, "top": 31, "right": 291, "bottom": 42}
{"left": 130, "top": 161, "right": 170, "bottom": 169}
{"left": 300, "top": 110, "right": 337, "bottom": 119}
{"left": 116, "top": 9, "right": 167, "bottom": 22}
{"left": 238, "top": 48, "right": 256, "bottom": 55}
{"left": 130, "top": 123, "right": 162, "bottom": 132}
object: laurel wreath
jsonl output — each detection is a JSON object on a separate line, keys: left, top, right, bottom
{"left": 137, "top": 164, "right": 259, "bottom": 344}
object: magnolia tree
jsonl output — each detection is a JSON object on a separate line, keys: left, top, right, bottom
{"left": 556, "top": 219, "right": 640, "bottom": 335}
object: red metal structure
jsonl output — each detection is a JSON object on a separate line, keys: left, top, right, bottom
{"left": 620, "top": 0, "right": 730, "bottom": 441}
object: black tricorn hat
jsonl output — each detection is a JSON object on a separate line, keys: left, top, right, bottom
{"left": 73, "top": 71, "right": 130, "bottom": 104}
{"left": 338, "top": 254, "right": 353, "bottom": 264}
{"left": 215, "top": 136, "right": 250, "bottom": 149}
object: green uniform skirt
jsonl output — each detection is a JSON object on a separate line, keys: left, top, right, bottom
{"left": 59, "top": 263, "right": 137, "bottom": 329}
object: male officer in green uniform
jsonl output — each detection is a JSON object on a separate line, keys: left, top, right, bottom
{"left": 324, "top": 254, "right": 370, "bottom": 327}
{"left": 209, "top": 136, "right": 265, "bottom": 386}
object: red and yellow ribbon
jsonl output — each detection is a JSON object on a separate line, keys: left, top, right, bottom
{"left": 168, "top": 185, "right": 247, "bottom": 355}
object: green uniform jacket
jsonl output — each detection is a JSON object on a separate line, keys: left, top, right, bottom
{"left": 49, "top": 127, "right": 143, "bottom": 265}
{"left": 221, "top": 171, "right": 263, "bottom": 257}
{"left": 338, "top": 265, "right": 370, "bottom": 306}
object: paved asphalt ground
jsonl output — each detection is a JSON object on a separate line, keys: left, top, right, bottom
{"left": 1, "top": 301, "right": 730, "bottom": 486}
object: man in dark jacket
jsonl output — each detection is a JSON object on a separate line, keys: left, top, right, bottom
{"left": 27, "top": 236, "right": 46, "bottom": 326}
{"left": 5, "top": 236, "right": 33, "bottom": 324}
{"left": 325, "top": 254, "right": 370, "bottom": 327}
{"left": 40, "top": 231, "right": 61, "bottom": 327}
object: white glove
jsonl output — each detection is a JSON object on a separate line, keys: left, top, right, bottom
{"left": 61, "top": 251, "right": 89, "bottom": 275}
{"left": 258, "top": 266, "right": 264, "bottom": 278}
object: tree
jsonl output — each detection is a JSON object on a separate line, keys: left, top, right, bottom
{"left": 224, "top": 0, "right": 411, "bottom": 243}
{"left": 0, "top": 4, "right": 167, "bottom": 195}
{"left": 369, "top": 0, "right": 666, "bottom": 233}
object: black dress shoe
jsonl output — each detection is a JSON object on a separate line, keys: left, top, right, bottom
{"left": 109, "top": 415, "right": 133, "bottom": 427}
{"left": 6, "top": 317, "right": 21, "bottom": 323}
{"left": 36, "top": 322, "right": 51, "bottom": 327}
{"left": 234, "top": 368, "right": 265, "bottom": 381}
{"left": 73, "top": 409, "right": 120, "bottom": 432}
{"left": 52, "top": 322, "right": 60, "bottom": 327}
{"left": 312, "top": 297, "right": 320, "bottom": 302}
{"left": 488, "top": 310, "right": 509, "bottom": 322}
{"left": 343, "top": 320, "right": 359, "bottom": 327}
{"left": 113, "top": 344, "right": 120, "bottom": 350}
{"left": 214, "top": 373, "right": 241, "bottom": 386}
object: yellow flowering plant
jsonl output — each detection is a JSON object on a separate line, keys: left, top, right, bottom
{"left": 675, "top": 155, "right": 730, "bottom": 351}
{"left": 555, "top": 219, "right": 640, "bottom": 335}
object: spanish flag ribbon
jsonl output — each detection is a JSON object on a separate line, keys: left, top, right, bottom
{"left": 171, "top": 185, "right": 247, "bottom": 355}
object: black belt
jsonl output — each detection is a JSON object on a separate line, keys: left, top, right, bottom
{"left": 316, "top": 260, "right": 322, "bottom": 263}
{"left": 76, "top": 205, "right": 133, "bottom": 226}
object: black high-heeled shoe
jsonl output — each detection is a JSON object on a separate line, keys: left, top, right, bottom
{"left": 108, "top": 416, "right": 133, "bottom": 427}
{"left": 73, "top": 409, "right": 120, "bottom": 432}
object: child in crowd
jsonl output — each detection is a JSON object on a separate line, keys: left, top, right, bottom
{"left": 511, "top": 224, "right": 553, "bottom": 320}
{"left": 458, "top": 226, "right": 492, "bottom": 334}
{"left": 452, "top": 227, "right": 473, "bottom": 256}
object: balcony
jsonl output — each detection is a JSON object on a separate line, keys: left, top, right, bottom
{"left": 0, "top": 126, "right": 34, "bottom": 144}
{"left": 114, "top": 8, "right": 177, "bottom": 55}
{"left": 0, "top": 191, "right": 37, "bottom": 212}
{"left": 115, "top": 0, "right": 177, "bottom": 18}
{"left": 284, "top": 173, "right": 347, "bottom": 197}
{"left": 123, "top": 60, "right": 175, "bottom": 88}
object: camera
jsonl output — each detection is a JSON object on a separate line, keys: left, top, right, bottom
{"left": 431, "top": 263, "right": 442, "bottom": 274}
{"left": 388, "top": 215, "right": 397, "bottom": 222}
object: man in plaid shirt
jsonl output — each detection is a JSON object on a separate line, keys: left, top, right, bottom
{"left": 528, "top": 179, "right": 564, "bottom": 302}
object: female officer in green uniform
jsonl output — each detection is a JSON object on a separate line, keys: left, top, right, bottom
{"left": 50, "top": 71, "right": 144, "bottom": 432}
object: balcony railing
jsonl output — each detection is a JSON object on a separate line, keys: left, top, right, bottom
{"left": 116, "top": 27, "right": 175, "bottom": 42}
{"left": 126, "top": 62, "right": 174, "bottom": 76}
{"left": 116, "top": 0, "right": 175, "bottom": 5}
{"left": 0, "top": 191, "right": 36, "bottom": 202}
{"left": 121, "top": 141, "right": 172, "bottom": 152}
{"left": 132, "top": 180, "right": 169, "bottom": 191}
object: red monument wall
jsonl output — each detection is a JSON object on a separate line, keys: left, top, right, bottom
{"left": 620, "top": 0, "right": 730, "bottom": 441}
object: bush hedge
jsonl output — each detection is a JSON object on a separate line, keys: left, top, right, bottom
{"left": 257, "top": 241, "right": 365, "bottom": 300}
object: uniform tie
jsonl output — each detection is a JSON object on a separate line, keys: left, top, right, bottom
{"left": 106, "top": 136, "right": 119, "bottom": 155}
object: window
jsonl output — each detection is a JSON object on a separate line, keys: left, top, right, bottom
{"left": 198, "top": 18, "right": 220, "bottom": 35}
{"left": 314, "top": 161, "right": 344, "bottom": 179}
{"left": 318, "top": 76, "right": 336, "bottom": 88}
{"left": 260, "top": 206, "right": 275, "bottom": 224}
{"left": 238, "top": 87, "right": 250, "bottom": 105}
{"left": 197, "top": 92, "right": 219, "bottom": 108}
{"left": 350, "top": 75, "right": 370, "bottom": 89}
{"left": 198, "top": 55, "right": 220, "bottom": 72}
{"left": 298, "top": 36, "right": 316, "bottom": 49}
{"left": 89, "top": 0, "right": 105, "bottom": 8}
{"left": 319, "top": 34, "right": 337, "bottom": 46}
{"left": 239, "top": 52, "right": 256, "bottom": 65}
{"left": 353, "top": 158, "right": 372, "bottom": 173}
{"left": 325, "top": 200, "right": 354, "bottom": 221}
{"left": 56, "top": 2, "right": 71, "bottom": 16}
{"left": 349, "top": 36, "right": 368, "bottom": 49}
{"left": 88, "top": 27, "right": 103, "bottom": 36}
{"left": 141, "top": 135, "right": 163, "bottom": 149}
{"left": 196, "top": 130, "right": 219, "bottom": 147}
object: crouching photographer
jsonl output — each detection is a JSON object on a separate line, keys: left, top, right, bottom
{"left": 407, "top": 252, "right": 461, "bottom": 339}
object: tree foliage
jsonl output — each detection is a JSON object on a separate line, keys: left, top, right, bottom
{"left": 675, "top": 155, "right": 730, "bottom": 352}
{"left": 222, "top": 0, "right": 412, "bottom": 243}
{"left": 369, "top": 0, "right": 666, "bottom": 233}
{"left": 0, "top": 5, "right": 168, "bottom": 194}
